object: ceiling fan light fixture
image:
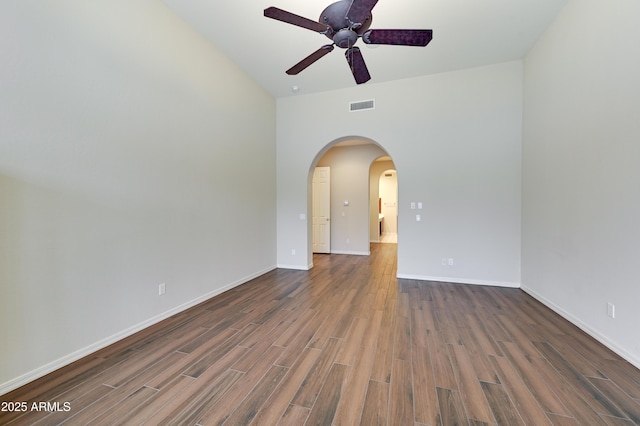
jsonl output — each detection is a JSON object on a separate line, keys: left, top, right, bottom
{"left": 264, "top": 0, "right": 432, "bottom": 84}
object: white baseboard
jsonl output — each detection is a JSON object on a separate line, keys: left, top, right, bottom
{"left": 277, "top": 263, "right": 312, "bottom": 270}
{"left": 0, "top": 265, "right": 277, "bottom": 396}
{"left": 521, "top": 286, "right": 640, "bottom": 370}
{"left": 396, "top": 274, "right": 520, "bottom": 289}
{"left": 330, "top": 250, "right": 370, "bottom": 256}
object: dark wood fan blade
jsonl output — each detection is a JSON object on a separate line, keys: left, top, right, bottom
{"left": 346, "top": 0, "right": 379, "bottom": 28}
{"left": 264, "top": 7, "right": 332, "bottom": 35}
{"left": 363, "top": 29, "right": 433, "bottom": 46}
{"left": 345, "top": 47, "right": 371, "bottom": 84}
{"left": 286, "top": 45, "right": 335, "bottom": 75}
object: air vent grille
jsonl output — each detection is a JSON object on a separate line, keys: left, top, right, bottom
{"left": 349, "top": 99, "right": 375, "bottom": 112}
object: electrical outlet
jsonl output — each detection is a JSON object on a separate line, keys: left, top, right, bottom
{"left": 448, "top": 258, "right": 454, "bottom": 266}
{"left": 607, "top": 302, "right": 615, "bottom": 319}
{"left": 441, "top": 258, "right": 447, "bottom": 266}
{"left": 159, "top": 283, "right": 166, "bottom": 296}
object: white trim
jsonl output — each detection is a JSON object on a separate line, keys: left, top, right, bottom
{"left": 0, "top": 265, "right": 276, "bottom": 396}
{"left": 396, "top": 274, "right": 520, "bottom": 289}
{"left": 276, "top": 264, "right": 312, "bottom": 270}
{"left": 330, "top": 250, "right": 370, "bottom": 256}
{"left": 521, "top": 286, "right": 640, "bottom": 370}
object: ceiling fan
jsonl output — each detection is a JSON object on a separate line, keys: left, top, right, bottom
{"left": 264, "top": 0, "right": 433, "bottom": 85}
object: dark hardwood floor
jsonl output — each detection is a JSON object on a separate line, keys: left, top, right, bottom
{"left": 2, "top": 243, "right": 639, "bottom": 425}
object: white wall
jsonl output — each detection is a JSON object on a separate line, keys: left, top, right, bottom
{"left": 0, "top": 0, "right": 276, "bottom": 393}
{"left": 317, "top": 144, "right": 388, "bottom": 255}
{"left": 277, "top": 61, "right": 522, "bottom": 286}
{"left": 522, "top": 0, "right": 640, "bottom": 367}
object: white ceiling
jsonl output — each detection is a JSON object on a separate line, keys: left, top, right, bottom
{"left": 162, "top": 0, "right": 567, "bottom": 98}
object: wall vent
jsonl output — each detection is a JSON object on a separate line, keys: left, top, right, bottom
{"left": 349, "top": 99, "right": 375, "bottom": 112}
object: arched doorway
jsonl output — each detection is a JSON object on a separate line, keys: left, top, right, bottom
{"left": 378, "top": 169, "right": 398, "bottom": 243}
{"left": 307, "top": 137, "right": 397, "bottom": 262}
{"left": 369, "top": 156, "right": 397, "bottom": 243}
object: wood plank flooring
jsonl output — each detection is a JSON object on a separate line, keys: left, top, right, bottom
{"left": 2, "top": 243, "right": 640, "bottom": 425}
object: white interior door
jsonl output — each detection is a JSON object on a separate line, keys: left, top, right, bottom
{"left": 313, "top": 166, "right": 331, "bottom": 253}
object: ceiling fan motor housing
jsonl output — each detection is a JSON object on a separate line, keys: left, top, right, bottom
{"left": 321, "top": 0, "right": 372, "bottom": 46}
